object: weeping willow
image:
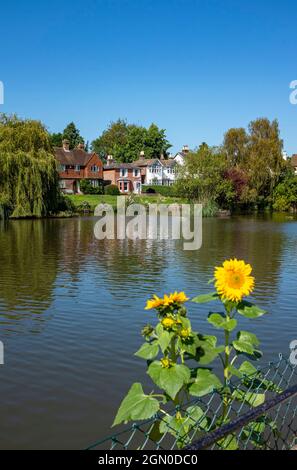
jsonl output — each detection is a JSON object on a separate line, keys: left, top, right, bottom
{"left": 0, "top": 114, "right": 60, "bottom": 218}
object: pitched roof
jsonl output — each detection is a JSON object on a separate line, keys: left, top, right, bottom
{"left": 132, "top": 158, "right": 162, "bottom": 167}
{"left": 291, "top": 155, "right": 297, "bottom": 167}
{"left": 103, "top": 162, "right": 141, "bottom": 170}
{"left": 54, "top": 147, "right": 94, "bottom": 166}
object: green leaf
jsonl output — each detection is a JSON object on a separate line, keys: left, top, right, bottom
{"left": 192, "top": 292, "right": 219, "bottom": 304}
{"left": 208, "top": 313, "right": 237, "bottom": 332}
{"left": 148, "top": 362, "right": 191, "bottom": 400}
{"left": 232, "top": 389, "right": 265, "bottom": 407}
{"left": 158, "top": 331, "right": 173, "bottom": 353}
{"left": 135, "top": 342, "right": 159, "bottom": 360}
{"left": 218, "top": 434, "right": 238, "bottom": 450}
{"left": 189, "top": 369, "right": 222, "bottom": 397}
{"left": 233, "top": 331, "right": 260, "bottom": 355}
{"left": 113, "top": 383, "right": 160, "bottom": 426}
{"left": 159, "top": 415, "right": 190, "bottom": 448}
{"left": 186, "top": 405, "right": 209, "bottom": 430}
{"left": 237, "top": 301, "right": 267, "bottom": 319}
{"left": 195, "top": 335, "right": 225, "bottom": 365}
{"left": 238, "top": 360, "right": 258, "bottom": 376}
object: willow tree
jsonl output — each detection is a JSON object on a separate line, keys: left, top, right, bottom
{"left": 0, "top": 114, "right": 59, "bottom": 217}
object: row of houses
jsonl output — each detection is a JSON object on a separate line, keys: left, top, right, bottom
{"left": 55, "top": 140, "right": 190, "bottom": 194}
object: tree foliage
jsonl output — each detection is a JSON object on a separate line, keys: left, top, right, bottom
{"left": 50, "top": 122, "right": 85, "bottom": 149}
{"left": 92, "top": 119, "right": 171, "bottom": 162}
{"left": 0, "top": 114, "right": 59, "bottom": 217}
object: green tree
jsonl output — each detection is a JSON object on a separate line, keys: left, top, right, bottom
{"left": 273, "top": 174, "right": 297, "bottom": 212}
{"left": 50, "top": 132, "right": 63, "bottom": 148}
{"left": 223, "top": 128, "right": 249, "bottom": 166}
{"left": 0, "top": 114, "right": 59, "bottom": 218}
{"left": 175, "top": 145, "right": 235, "bottom": 208}
{"left": 92, "top": 119, "right": 171, "bottom": 162}
{"left": 62, "top": 122, "right": 84, "bottom": 149}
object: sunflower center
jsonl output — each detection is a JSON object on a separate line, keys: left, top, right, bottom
{"left": 228, "top": 271, "right": 244, "bottom": 288}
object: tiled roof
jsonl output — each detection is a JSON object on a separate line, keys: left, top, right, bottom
{"left": 103, "top": 163, "right": 140, "bottom": 170}
{"left": 55, "top": 147, "right": 93, "bottom": 166}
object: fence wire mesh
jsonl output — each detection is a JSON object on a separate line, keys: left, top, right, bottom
{"left": 87, "top": 355, "right": 297, "bottom": 451}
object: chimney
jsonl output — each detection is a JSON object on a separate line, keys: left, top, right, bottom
{"left": 62, "top": 139, "right": 70, "bottom": 152}
{"left": 106, "top": 155, "right": 114, "bottom": 166}
{"left": 77, "top": 142, "right": 85, "bottom": 150}
{"left": 139, "top": 150, "right": 145, "bottom": 161}
{"left": 160, "top": 152, "right": 165, "bottom": 160}
{"left": 182, "top": 145, "right": 189, "bottom": 154}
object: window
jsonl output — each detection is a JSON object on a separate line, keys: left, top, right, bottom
{"left": 120, "top": 168, "right": 128, "bottom": 177}
{"left": 133, "top": 168, "right": 140, "bottom": 177}
{"left": 91, "top": 180, "right": 99, "bottom": 187}
{"left": 75, "top": 165, "right": 80, "bottom": 172}
{"left": 123, "top": 181, "right": 128, "bottom": 192}
{"left": 60, "top": 164, "right": 66, "bottom": 171}
{"left": 91, "top": 165, "right": 98, "bottom": 172}
{"left": 59, "top": 180, "right": 66, "bottom": 189}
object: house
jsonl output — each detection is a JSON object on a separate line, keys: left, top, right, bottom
{"left": 133, "top": 152, "right": 177, "bottom": 186}
{"left": 172, "top": 145, "right": 190, "bottom": 166}
{"left": 103, "top": 156, "right": 142, "bottom": 194}
{"left": 55, "top": 140, "right": 103, "bottom": 194}
{"left": 291, "top": 155, "right": 297, "bottom": 175}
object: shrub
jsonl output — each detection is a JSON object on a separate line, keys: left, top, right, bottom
{"left": 80, "top": 179, "right": 104, "bottom": 195}
{"left": 142, "top": 185, "right": 178, "bottom": 197}
{"left": 105, "top": 184, "right": 120, "bottom": 196}
{"left": 56, "top": 193, "right": 76, "bottom": 213}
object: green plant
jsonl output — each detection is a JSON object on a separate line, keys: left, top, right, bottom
{"left": 105, "top": 184, "right": 120, "bottom": 196}
{"left": 113, "top": 259, "right": 277, "bottom": 449}
{"left": 80, "top": 179, "right": 104, "bottom": 195}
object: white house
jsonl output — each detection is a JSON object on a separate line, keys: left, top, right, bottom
{"left": 172, "top": 145, "right": 190, "bottom": 166}
{"left": 133, "top": 152, "right": 177, "bottom": 186}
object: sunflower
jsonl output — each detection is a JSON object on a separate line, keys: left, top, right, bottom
{"left": 214, "top": 258, "right": 255, "bottom": 302}
{"left": 161, "top": 357, "right": 173, "bottom": 369}
{"left": 169, "top": 291, "right": 189, "bottom": 304}
{"left": 163, "top": 291, "right": 189, "bottom": 307}
{"left": 161, "top": 317, "right": 176, "bottom": 329}
{"left": 145, "top": 295, "right": 164, "bottom": 310}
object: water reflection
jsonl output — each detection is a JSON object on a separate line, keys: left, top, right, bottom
{"left": 0, "top": 215, "right": 296, "bottom": 449}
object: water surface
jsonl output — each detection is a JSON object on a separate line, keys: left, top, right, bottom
{"left": 0, "top": 215, "right": 296, "bottom": 449}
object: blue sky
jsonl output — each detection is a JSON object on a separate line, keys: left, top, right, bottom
{"left": 0, "top": 0, "right": 296, "bottom": 154}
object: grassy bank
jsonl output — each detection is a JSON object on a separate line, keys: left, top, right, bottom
{"left": 68, "top": 194, "right": 188, "bottom": 211}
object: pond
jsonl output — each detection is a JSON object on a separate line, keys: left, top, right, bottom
{"left": 0, "top": 214, "right": 296, "bottom": 449}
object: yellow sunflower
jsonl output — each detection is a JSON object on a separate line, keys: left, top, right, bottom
{"left": 145, "top": 295, "right": 164, "bottom": 310}
{"left": 163, "top": 291, "right": 189, "bottom": 306}
{"left": 161, "top": 317, "right": 176, "bottom": 329}
{"left": 169, "top": 291, "right": 189, "bottom": 304}
{"left": 214, "top": 258, "right": 255, "bottom": 302}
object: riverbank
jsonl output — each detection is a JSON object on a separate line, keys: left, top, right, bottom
{"left": 68, "top": 194, "right": 189, "bottom": 212}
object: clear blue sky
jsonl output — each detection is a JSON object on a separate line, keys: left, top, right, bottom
{"left": 0, "top": 0, "right": 296, "bottom": 154}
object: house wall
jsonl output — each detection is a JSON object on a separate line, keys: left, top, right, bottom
{"left": 84, "top": 153, "right": 103, "bottom": 179}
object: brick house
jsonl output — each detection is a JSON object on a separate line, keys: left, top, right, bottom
{"left": 103, "top": 156, "right": 142, "bottom": 194}
{"left": 55, "top": 140, "right": 103, "bottom": 193}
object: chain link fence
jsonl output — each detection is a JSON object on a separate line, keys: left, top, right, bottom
{"left": 87, "top": 355, "right": 297, "bottom": 451}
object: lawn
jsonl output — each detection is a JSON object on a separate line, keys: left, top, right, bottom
{"left": 68, "top": 194, "right": 187, "bottom": 211}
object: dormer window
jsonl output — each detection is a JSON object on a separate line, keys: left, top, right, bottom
{"left": 75, "top": 165, "right": 80, "bottom": 172}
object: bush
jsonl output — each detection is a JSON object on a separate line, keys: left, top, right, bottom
{"left": 273, "top": 177, "right": 297, "bottom": 212}
{"left": 142, "top": 185, "right": 178, "bottom": 197}
{"left": 56, "top": 193, "right": 76, "bottom": 213}
{"left": 80, "top": 179, "right": 104, "bottom": 195}
{"left": 105, "top": 184, "right": 120, "bottom": 195}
